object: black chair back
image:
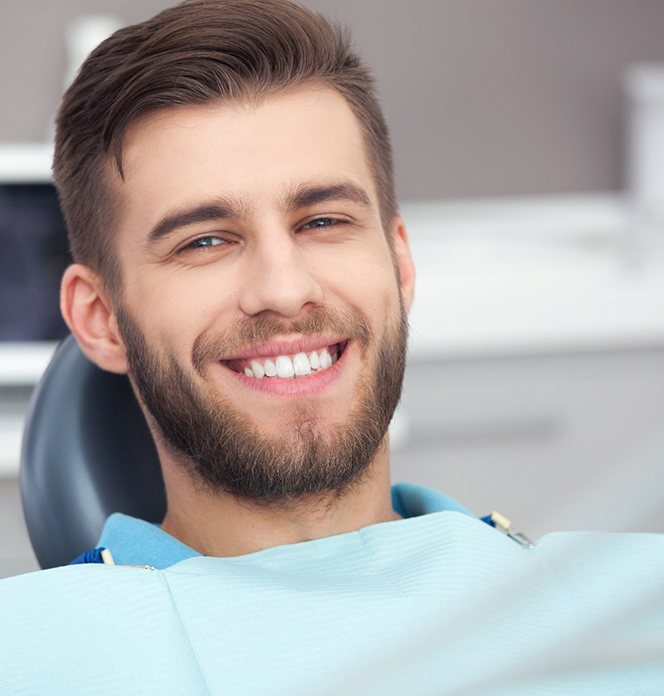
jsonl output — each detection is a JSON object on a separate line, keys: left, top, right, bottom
{"left": 20, "top": 335, "right": 165, "bottom": 569}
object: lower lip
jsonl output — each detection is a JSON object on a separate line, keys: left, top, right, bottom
{"left": 218, "top": 346, "right": 349, "bottom": 398}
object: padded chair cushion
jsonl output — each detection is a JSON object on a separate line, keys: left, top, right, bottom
{"left": 20, "top": 335, "right": 165, "bottom": 569}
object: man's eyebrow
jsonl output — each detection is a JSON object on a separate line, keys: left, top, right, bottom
{"left": 285, "top": 182, "right": 373, "bottom": 211}
{"left": 145, "top": 183, "right": 372, "bottom": 244}
{"left": 146, "top": 198, "right": 244, "bottom": 244}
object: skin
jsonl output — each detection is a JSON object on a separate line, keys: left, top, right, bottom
{"left": 61, "top": 83, "right": 415, "bottom": 557}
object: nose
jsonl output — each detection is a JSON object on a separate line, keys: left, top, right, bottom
{"left": 238, "top": 231, "right": 324, "bottom": 318}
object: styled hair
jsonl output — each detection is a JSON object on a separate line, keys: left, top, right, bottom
{"left": 53, "top": 0, "right": 396, "bottom": 293}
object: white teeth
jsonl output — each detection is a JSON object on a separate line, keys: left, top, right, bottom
{"left": 293, "top": 352, "right": 311, "bottom": 376}
{"left": 240, "top": 345, "right": 340, "bottom": 378}
{"left": 275, "top": 355, "right": 295, "bottom": 378}
{"left": 319, "top": 349, "right": 332, "bottom": 369}
{"left": 250, "top": 360, "right": 265, "bottom": 379}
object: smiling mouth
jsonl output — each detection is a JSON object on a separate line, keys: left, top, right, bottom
{"left": 224, "top": 341, "right": 348, "bottom": 379}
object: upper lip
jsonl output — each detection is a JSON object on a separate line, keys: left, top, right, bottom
{"left": 220, "top": 336, "right": 347, "bottom": 362}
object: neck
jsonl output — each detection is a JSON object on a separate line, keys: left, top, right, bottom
{"left": 159, "top": 441, "right": 399, "bottom": 557}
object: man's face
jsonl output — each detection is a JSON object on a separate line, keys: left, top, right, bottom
{"left": 109, "top": 84, "right": 413, "bottom": 500}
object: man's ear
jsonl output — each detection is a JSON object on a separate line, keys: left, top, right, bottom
{"left": 60, "top": 264, "right": 129, "bottom": 374}
{"left": 390, "top": 216, "right": 416, "bottom": 312}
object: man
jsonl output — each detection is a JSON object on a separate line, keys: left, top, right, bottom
{"left": 2, "top": 1, "right": 663, "bottom": 693}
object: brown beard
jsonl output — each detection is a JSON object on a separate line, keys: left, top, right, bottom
{"left": 116, "top": 303, "right": 408, "bottom": 504}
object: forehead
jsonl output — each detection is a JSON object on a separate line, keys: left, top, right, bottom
{"left": 113, "top": 84, "right": 377, "bottom": 234}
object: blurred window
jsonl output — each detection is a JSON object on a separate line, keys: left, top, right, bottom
{"left": 0, "top": 184, "right": 71, "bottom": 341}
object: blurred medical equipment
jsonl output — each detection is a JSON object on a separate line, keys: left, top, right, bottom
{"left": 626, "top": 63, "right": 664, "bottom": 234}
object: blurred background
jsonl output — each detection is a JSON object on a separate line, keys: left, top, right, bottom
{"left": 1, "top": 0, "right": 664, "bottom": 578}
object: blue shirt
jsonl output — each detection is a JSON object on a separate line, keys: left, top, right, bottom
{"left": 1, "top": 482, "right": 663, "bottom": 695}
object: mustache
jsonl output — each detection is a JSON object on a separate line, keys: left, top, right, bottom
{"left": 191, "top": 306, "right": 372, "bottom": 373}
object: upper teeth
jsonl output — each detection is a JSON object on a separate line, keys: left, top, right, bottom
{"left": 242, "top": 346, "right": 338, "bottom": 379}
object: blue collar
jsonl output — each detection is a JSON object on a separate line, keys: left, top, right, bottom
{"left": 94, "top": 482, "right": 473, "bottom": 569}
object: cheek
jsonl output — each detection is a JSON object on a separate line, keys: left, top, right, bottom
{"left": 319, "top": 247, "right": 400, "bottom": 312}
{"left": 308, "top": 236, "right": 394, "bottom": 285}
{"left": 320, "top": 267, "right": 402, "bottom": 359}
{"left": 123, "top": 265, "right": 239, "bottom": 349}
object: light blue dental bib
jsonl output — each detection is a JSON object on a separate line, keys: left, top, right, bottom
{"left": 1, "top": 483, "right": 663, "bottom": 695}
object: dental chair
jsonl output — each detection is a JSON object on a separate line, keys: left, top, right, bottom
{"left": 20, "top": 335, "right": 166, "bottom": 569}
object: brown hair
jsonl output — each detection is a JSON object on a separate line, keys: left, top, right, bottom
{"left": 53, "top": 0, "right": 396, "bottom": 294}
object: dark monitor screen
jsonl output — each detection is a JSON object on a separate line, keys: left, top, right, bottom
{"left": 0, "top": 184, "right": 71, "bottom": 341}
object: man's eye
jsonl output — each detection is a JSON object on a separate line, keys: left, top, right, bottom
{"left": 181, "top": 236, "right": 227, "bottom": 251}
{"left": 300, "top": 217, "right": 342, "bottom": 231}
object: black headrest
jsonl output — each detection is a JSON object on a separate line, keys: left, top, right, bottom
{"left": 20, "top": 335, "right": 165, "bottom": 569}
